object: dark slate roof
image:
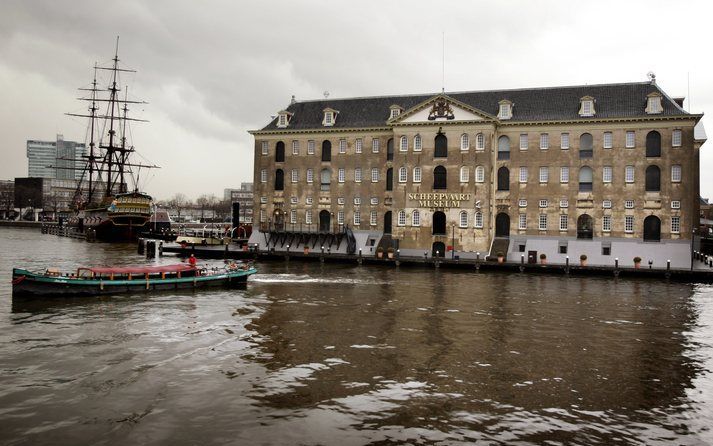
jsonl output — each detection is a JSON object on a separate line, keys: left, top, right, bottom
{"left": 259, "top": 82, "right": 690, "bottom": 131}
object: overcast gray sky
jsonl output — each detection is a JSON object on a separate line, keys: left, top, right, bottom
{"left": 1, "top": 0, "right": 710, "bottom": 200}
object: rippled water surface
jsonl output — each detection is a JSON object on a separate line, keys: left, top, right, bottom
{"left": 1, "top": 227, "right": 713, "bottom": 445}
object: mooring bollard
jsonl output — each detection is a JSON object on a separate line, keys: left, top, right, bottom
{"left": 286, "top": 244, "right": 290, "bottom": 261}
{"left": 667, "top": 259, "right": 671, "bottom": 271}
{"left": 648, "top": 260, "right": 653, "bottom": 269}
{"left": 565, "top": 256, "right": 570, "bottom": 274}
{"left": 615, "top": 257, "right": 619, "bottom": 269}
{"left": 476, "top": 252, "right": 480, "bottom": 262}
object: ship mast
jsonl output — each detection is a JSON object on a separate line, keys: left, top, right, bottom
{"left": 103, "top": 36, "right": 120, "bottom": 200}
{"left": 87, "top": 64, "right": 99, "bottom": 204}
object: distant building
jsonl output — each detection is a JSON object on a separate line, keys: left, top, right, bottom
{"left": 227, "top": 182, "right": 254, "bottom": 223}
{"left": 27, "top": 134, "right": 87, "bottom": 180}
{"left": 13, "top": 177, "right": 113, "bottom": 220}
{"left": 0, "top": 180, "right": 15, "bottom": 219}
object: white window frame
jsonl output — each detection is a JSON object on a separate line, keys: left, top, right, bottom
{"left": 519, "top": 167, "right": 528, "bottom": 183}
{"left": 603, "top": 199, "right": 612, "bottom": 209}
{"left": 354, "top": 167, "right": 362, "bottom": 183}
{"left": 671, "top": 200, "right": 681, "bottom": 209}
{"left": 412, "top": 210, "right": 421, "bottom": 227}
{"left": 460, "top": 133, "right": 469, "bottom": 151}
{"left": 518, "top": 199, "right": 527, "bottom": 208}
{"left": 475, "top": 133, "right": 485, "bottom": 151}
{"left": 355, "top": 138, "right": 363, "bottom": 153}
{"left": 337, "top": 210, "right": 344, "bottom": 225}
{"left": 560, "top": 214, "right": 568, "bottom": 231}
{"left": 372, "top": 139, "right": 380, "bottom": 153}
{"left": 305, "top": 210, "right": 313, "bottom": 224}
{"left": 539, "top": 199, "right": 548, "bottom": 208}
{"left": 603, "top": 215, "right": 612, "bottom": 232}
{"left": 561, "top": 133, "right": 570, "bottom": 150}
{"left": 398, "top": 210, "right": 406, "bottom": 226}
{"left": 353, "top": 210, "right": 361, "bottom": 226}
{"left": 603, "top": 132, "right": 613, "bottom": 149}
{"left": 398, "top": 167, "right": 407, "bottom": 183}
{"left": 475, "top": 166, "right": 485, "bottom": 183}
{"left": 261, "top": 141, "right": 269, "bottom": 155}
{"left": 626, "top": 131, "right": 635, "bottom": 148}
{"left": 540, "top": 133, "right": 549, "bottom": 150}
{"left": 625, "top": 200, "right": 634, "bottom": 209}
{"left": 539, "top": 166, "right": 549, "bottom": 184}
{"left": 260, "top": 196, "right": 267, "bottom": 204}
{"left": 371, "top": 168, "right": 379, "bottom": 183}
{"left": 306, "top": 168, "right": 314, "bottom": 183}
{"left": 560, "top": 199, "right": 568, "bottom": 208}
{"left": 560, "top": 166, "right": 569, "bottom": 183}
{"left": 603, "top": 166, "right": 612, "bottom": 183}
{"left": 291, "top": 169, "right": 299, "bottom": 183}
{"left": 260, "top": 209, "right": 266, "bottom": 223}
{"left": 519, "top": 214, "right": 527, "bottom": 230}
{"left": 370, "top": 211, "right": 377, "bottom": 226}
{"left": 459, "top": 211, "right": 468, "bottom": 228}
{"left": 519, "top": 134, "right": 528, "bottom": 151}
{"left": 292, "top": 140, "right": 299, "bottom": 155}
{"left": 260, "top": 169, "right": 267, "bottom": 183}
{"left": 338, "top": 168, "right": 345, "bottom": 183}
{"left": 370, "top": 197, "right": 378, "bottom": 205}
{"left": 308, "top": 140, "right": 315, "bottom": 155}
{"left": 400, "top": 136, "right": 408, "bottom": 152}
{"left": 625, "top": 215, "right": 634, "bottom": 233}
{"left": 354, "top": 197, "right": 361, "bottom": 205}
{"left": 337, "top": 197, "right": 345, "bottom": 205}
{"left": 413, "top": 167, "right": 422, "bottom": 183}
{"left": 290, "top": 209, "right": 297, "bottom": 224}
{"left": 306, "top": 197, "right": 313, "bottom": 205}
{"left": 339, "top": 139, "right": 347, "bottom": 154}
{"left": 625, "top": 166, "right": 635, "bottom": 183}
{"left": 539, "top": 214, "right": 547, "bottom": 231}
{"left": 672, "top": 129, "right": 682, "bottom": 147}
{"left": 414, "top": 135, "right": 422, "bottom": 152}
{"left": 474, "top": 211, "right": 483, "bottom": 228}
{"left": 671, "top": 216, "right": 681, "bottom": 234}
{"left": 460, "top": 166, "right": 469, "bottom": 183}
{"left": 671, "top": 165, "right": 682, "bottom": 183}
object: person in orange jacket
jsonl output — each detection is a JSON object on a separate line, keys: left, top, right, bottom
{"left": 188, "top": 254, "right": 197, "bottom": 267}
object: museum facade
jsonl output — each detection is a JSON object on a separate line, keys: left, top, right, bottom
{"left": 249, "top": 80, "right": 706, "bottom": 268}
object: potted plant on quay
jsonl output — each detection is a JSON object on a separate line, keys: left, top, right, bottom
{"left": 633, "top": 256, "right": 642, "bottom": 269}
{"left": 540, "top": 253, "right": 547, "bottom": 265}
{"left": 376, "top": 246, "right": 384, "bottom": 259}
{"left": 387, "top": 247, "right": 395, "bottom": 259}
{"left": 497, "top": 252, "right": 505, "bottom": 264}
{"left": 580, "top": 254, "right": 588, "bottom": 267}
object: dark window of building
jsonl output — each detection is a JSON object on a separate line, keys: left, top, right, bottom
{"left": 321, "top": 140, "right": 331, "bottom": 162}
{"left": 497, "top": 135, "right": 510, "bottom": 160}
{"left": 579, "top": 166, "right": 593, "bottom": 192}
{"left": 643, "top": 215, "right": 661, "bottom": 241}
{"left": 602, "top": 246, "right": 611, "bottom": 256}
{"left": 320, "top": 168, "right": 331, "bottom": 191}
{"left": 497, "top": 166, "right": 509, "bottom": 191}
{"left": 274, "top": 169, "right": 284, "bottom": 191}
{"left": 433, "top": 211, "right": 446, "bottom": 235}
{"left": 645, "top": 165, "right": 661, "bottom": 192}
{"left": 433, "top": 166, "right": 447, "bottom": 189}
{"left": 275, "top": 141, "right": 285, "bottom": 162}
{"left": 319, "top": 210, "right": 331, "bottom": 232}
{"left": 579, "top": 133, "right": 593, "bottom": 159}
{"left": 386, "top": 168, "right": 393, "bottom": 191}
{"left": 387, "top": 138, "right": 394, "bottom": 161}
{"left": 646, "top": 131, "right": 661, "bottom": 157}
{"left": 518, "top": 244, "right": 526, "bottom": 252}
{"left": 434, "top": 131, "right": 448, "bottom": 158}
{"left": 559, "top": 245, "right": 568, "bottom": 254}
{"left": 495, "top": 213, "right": 510, "bottom": 237}
{"left": 577, "top": 214, "right": 593, "bottom": 239}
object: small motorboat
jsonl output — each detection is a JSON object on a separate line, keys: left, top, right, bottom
{"left": 11, "top": 262, "right": 257, "bottom": 297}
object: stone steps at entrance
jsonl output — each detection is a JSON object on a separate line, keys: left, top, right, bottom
{"left": 488, "top": 237, "right": 510, "bottom": 261}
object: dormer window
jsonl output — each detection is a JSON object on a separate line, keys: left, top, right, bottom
{"left": 389, "top": 105, "right": 403, "bottom": 120}
{"left": 276, "top": 110, "right": 292, "bottom": 128}
{"left": 646, "top": 92, "right": 663, "bottom": 114}
{"left": 498, "top": 100, "right": 512, "bottom": 120}
{"left": 322, "top": 108, "right": 338, "bottom": 127}
{"left": 579, "top": 96, "right": 595, "bottom": 117}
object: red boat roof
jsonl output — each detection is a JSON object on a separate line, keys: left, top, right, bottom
{"left": 79, "top": 264, "right": 196, "bottom": 274}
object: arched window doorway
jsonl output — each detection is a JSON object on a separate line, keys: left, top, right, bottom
{"left": 434, "top": 131, "right": 447, "bottom": 158}
{"left": 497, "top": 166, "right": 509, "bottom": 191}
{"left": 495, "top": 213, "right": 510, "bottom": 237}
{"left": 645, "top": 165, "right": 661, "bottom": 192}
{"left": 273, "top": 210, "right": 284, "bottom": 231}
{"left": 646, "top": 131, "right": 661, "bottom": 157}
{"left": 387, "top": 138, "right": 394, "bottom": 161}
{"left": 579, "top": 166, "right": 593, "bottom": 192}
{"left": 384, "top": 211, "right": 392, "bottom": 234}
{"left": 432, "top": 211, "right": 446, "bottom": 235}
{"left": 275, "top": 141, "right": 285, "bottom": 162}
{"left": 275, "top": 169, "right": 284, "bottom": 191}
{"left": 643, "top": 215, "right": 661, "bottom": 241}
{"left": 497, "top": 136, "right": 510, "bottom": 160}
{"left": 321, "top": 140, "right": 331, "bottom": 162}
{"left": 433, "top": 166, "right": 447, "bottom": 189}
{"left": 579, "top": 133, "right": 593, "bottom": 159}
{"left": 386, "top": 168, "right": 393, "bottom": 191}
{"left": 319, "top": 210, "right": 331, "bottom": 232}
{"left": 577, "top": 214, "right": 593, "bottom": 239}
{"left": 432, "top": 241, "right": 446, "bottom": 257}
{"left": 320, "top": 168, "right": 331, "bottom": 191}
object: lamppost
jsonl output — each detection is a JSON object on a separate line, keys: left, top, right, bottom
{"left": 451, "top": 224, "right": 455, "bottom": 259}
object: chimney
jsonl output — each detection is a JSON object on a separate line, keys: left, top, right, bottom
{"left": 290, "top": 95, "right": 296, "bottom": 105}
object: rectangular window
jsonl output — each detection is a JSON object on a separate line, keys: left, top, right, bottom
{"left": 475, "top": 166, "right": 484, "bottom": 183}
{"left": 539, "top": 166, "right": 549, "bottom": 183}
{"left": 561, "top": 133, "right": 570, "bottom": 150}
{"left": 260, "top": 209, "right": 266, "bottom": 223}
{"left": 354, "top": 168, "right": 362, "bottom": 183}
{"left": 603, "top": 166, "right": 612, "bottom": 183}
{"left": 474, "top": 212, "right": 483, "bottom": 228}
{"left": 560, "top": 166, "right": 569, "bottom": 183}
{"left": 539, "top": 199, "right": 548, "bottom": 208}
{"left": 308, "top": 140, "right": 315, "bottom": 155}
{"left": 292, "top": 140, "right": 299, "bottom": 155}
{"left": 625, "top": 216, "right": 634, "bottom": 233}
{"left": 372, "top": 139, "right": 380, "bottom": 153}
{"left": 260, "top": 196, "right": 267, "bottom": 204}
{"left": 261, "top": 141, "right": 269, "bottom": 155}
{"left": 337, "top": 210, "right": 344, "bottom": 225}
{"left": 540, "top": 133, "right": 549, "bottom": 150}
{"left": 625, "top": 166, "right": 634, "bottom": 183}
{"left": 519, "top": 167, "right": 528, "bottom": 183}
{"left": 370, "top": 197, "right": 378, "bottom": 205}
{"left": 603, "top": 199, "right": 612, "bottom": 209}
{"left": 371, "top": 168, "right": 379, "bottom": 182}
{"left": 355, "top": 138, "right": 363, "bottom": 153}
{"left": 339, "top": 139, "right": 347, "bottom": 154}
{"left": 398, "top": 211, "right": 407, "bottom": 226}
{"left": 306, "top": 197, "right": 313, "bottom": 205}
{"left": 412, "top": 211, "right": 421, "bottom": 227}
{"left": 560, "top": 214, "right": 568, "bottom": 231}
{"left": 399, "top": 168, "right": 407, "bottom": 183}
{"left": 291, "top": 169, "right": 299, "bottom": 183}
{"left": 519, "top": 214, "right": 527, "bottom": 230}
{"left": 307, "top": 168, "right": 314, "bottom": 183}
{"left": 625, "top": 199, "right": 634, "bottom": 209}
{"left": 354, "top": 197, "right": 361, "bottom": 205}
{"left": 671, "top": 200, "right": 681, "bottom": 209}
{"left": 290, "top": 196, "right": 298, "bottom": 204}
{"left": 338, "top": 197, "right": 345, "bottom": 206}
{"left": 518, "top": 199, "right": 527, "bottom": 208}
{"left": 559, "top": 245, "right": 568, "bottom": 254}
{"left": 290, "top": 209, "right": 297, "bottom": 224}
{"left": 519, "top": 134, "right": 528, "bottom": 150}
{"left": 400, "top": 136, "right": 408, "bottom": 152}
{"left": 413, "top": 167, "right": 422, "bottom": 183}
{"left": 560, "top": 199, "right": 568, "bottom": 208}
{"left": 603, "top": 215, "right": 612, "bottom": 232}
{"left": 459, "top": 212, "right": 468, "bottom": 228}
{"left": 260, "top": 169, "right": 267, "bottom": 183}
{"left": 460, "top": 167, "right": 469, "bottom": 183}
{"left": 603, "top": 132, "right": 613, "bottom": 149}
{"left": 672, "top": 129, "right": 682, "bottom": 147}
{"left": 671, "top": 165, "right": 682, "bottom": 182}
{"left": 539, "top": 214, "right": 547, "bottom": 231}
{"left": 353, "top": 211, "right": 361, "bottom": 225}
{"left": 671, "top": 216, "right": 681, "bottom": 233}
{"left": 626, "top": 131, "right": 635, "bottom": 148}
{"left": 305, "top": 210, "right": 313, "bottom": 224}
{"left": 338, "top": 168, "right": 345, "bottom": 183}
{"left": 370, "top": 211, "right": 377, "bottom": 226}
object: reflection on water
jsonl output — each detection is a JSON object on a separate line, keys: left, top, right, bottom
{"left": 1, "top": 227, "right": 712, "bottom": 445}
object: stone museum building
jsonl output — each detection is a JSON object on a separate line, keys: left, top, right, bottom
{"left": 249, "top": 79, "right": 706, "bottom": 268}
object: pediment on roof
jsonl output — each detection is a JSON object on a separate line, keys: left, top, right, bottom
{"left": 391, "top": 94, "right": 495, "bottom": 124}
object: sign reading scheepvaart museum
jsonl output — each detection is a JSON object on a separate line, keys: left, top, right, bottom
{"left": 407, "top": 193, "right": 476, "bottom": 209}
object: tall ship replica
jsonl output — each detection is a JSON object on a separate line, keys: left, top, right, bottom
{"left": 66, "top": 39, "right": 158, "bottom": 242}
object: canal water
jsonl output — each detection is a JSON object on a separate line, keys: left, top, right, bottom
{"left": 1, "top": 227, "right": 713, "bottom": 445}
